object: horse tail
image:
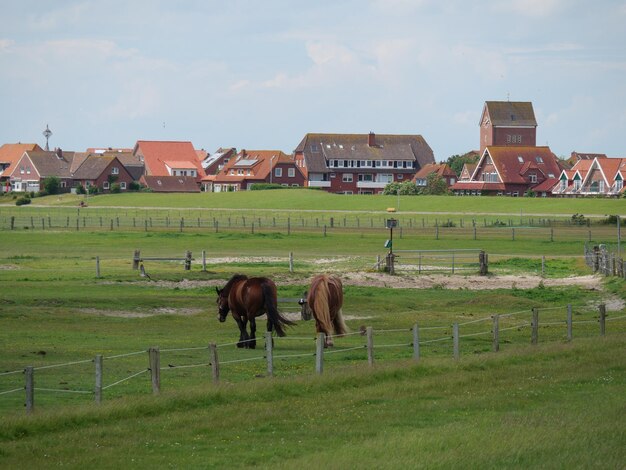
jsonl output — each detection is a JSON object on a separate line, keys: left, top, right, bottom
{"left": 329, "top": 276, "right": 347, "bottom": 336}
{"left": 308, "top": 275, "right": 334, "bottom": 337}
{"left": 262, "top": 281, "right": 295, "bottom": 337}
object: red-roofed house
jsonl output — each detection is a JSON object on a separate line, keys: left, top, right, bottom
{"left": 553, "top": 157, "right": 626, "bottom": 197}
{"left": 205, "top": 150, "right": 304, "bottom": 192}
{"left": 451, "top": 146, "right": 563, "bottom": 196}
{"left": 294, "top": 132, "right": 435, "bottom": 194}
{"left": 412, "top": 163, "right": 457, "bottom": 188}
{"left": 0, "top": 143, "right": 44, "bottom": 192}
{"left": 133, "top": 141, "right": 205, "bottom": 191}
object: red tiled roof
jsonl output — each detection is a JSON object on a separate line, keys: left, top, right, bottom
{"left": 0, "top": 143, "right": 43, "bottom": 172}
{"left": 484, "top": 146, "right": 561, "bottom": 184}
{"left": 134, "top": 141, "right": 205, "bottom": 179}
{"left": 452, "top": 181, "right": 506, "bottom": 191}
{"left": 532, "top": 177, "right": 559, "bottom": 192}
{"left": 140, "top": 175, "right": 200, "bottom": 192}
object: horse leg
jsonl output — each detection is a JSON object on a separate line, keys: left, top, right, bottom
{"left": 249, "top": 317, "right": 257, "bottom": 349}
{"left": 235, "top": 317, "right": 247, "bottom": 348}
{"left": 315, "top": 321, "right": 332, "bottom": 348}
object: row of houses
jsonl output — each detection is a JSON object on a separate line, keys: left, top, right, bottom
{"left": 1, "top": 101, "right": 623, "bottom": 197}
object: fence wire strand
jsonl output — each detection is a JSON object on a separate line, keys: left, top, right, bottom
{"left": 0, "top": 387, "right": 23, "bottom": 396}
{"left": 102, "top": 369, "right": 148, "bottom": 390}
{"left": 34, "top": 358, "right": 93, "bottom": 371}
{"left": 105, "top": 350, "right": 146, "bottom": 360}
{"left": 33, "top": 387, "right": 92, "bottom": 395}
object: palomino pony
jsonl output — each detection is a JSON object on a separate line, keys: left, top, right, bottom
{"left": 216, "top": 274, "right": 295, "bottom": 349}
{"left": 299, "top": 274, "right": 347, "bottom": 347}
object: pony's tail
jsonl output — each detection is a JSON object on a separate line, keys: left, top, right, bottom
{"left": 311, "top": 276, "right": 334, "bottom": 336}
{"left": 262, "top": 282, "right": 295, "bottom": 337}
{"left": 330, "top": 276, "right": 347, "bottom": 336}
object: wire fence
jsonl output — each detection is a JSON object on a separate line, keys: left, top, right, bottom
{"left": 2, "top": 302, "right": 624, "bottom": 415}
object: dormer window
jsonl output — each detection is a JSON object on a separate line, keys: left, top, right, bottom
{"left": 535, "top": 156, "right": 544, "bottom": 163}
{"left": 517, "top": 156, "right": 524, "bottom": 163}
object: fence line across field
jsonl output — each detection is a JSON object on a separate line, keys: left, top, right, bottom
{"left": 3, "top": 303, "right": 623, "bottom": 414}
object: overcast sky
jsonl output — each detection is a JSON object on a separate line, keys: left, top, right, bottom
{"left": 1, "top": 0, "right": 625, "bottom": 161}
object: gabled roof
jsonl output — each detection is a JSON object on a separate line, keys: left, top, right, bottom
{"left": 481, "top": 101, "right": 537, "bottom": 127}
{"left": 140, "top": 175, "right": 200, "bottom": 192}
{"left": 481, "top": 146, "right": 561, "bottom": 184}
{"left": 133, "top": 141, "right": 205, "bottom": 179}
{"left": 212, "top": 150, "right": 292, "bottom": 183}
{"left": 294, "top": 132, "right": 435, "bottom": 173}
{"left": 72, "top": 154, "right": 117, "bottom": 179}
{"left": 0, "top": 143, "right": 43, "bottom": 171}
{"left": 14, "top": 150, "right": 76, "bottom": 178}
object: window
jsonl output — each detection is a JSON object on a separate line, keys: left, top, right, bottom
{"left": 358, "top": 174, "right": 373, "bottom": 182}
{"left": 397, "top": 174, "right": 403, "bottom": 180}
{"left": 274, "top": 168, "right": 282, "bottom": 177}
{"left": 111, "top": 167, "right": 119, "bottom": 175}
{"left": 20, "top": 166, "right": 24, "bottom": 174}
{"left": 616, "top": 180, "right": 623, "bottom": 191}
{"left": 574, "top": 180, "right": 581, "bottom": 191}
{"left": 330, "top": 173, "right": 336, "bottom": 178}
{"left": 120, "top": 182, "right": 126, "bottom": 189}
{"left": 311, "top": 144, "right": 319, "bottom": 153}
{"left": 535, "top": 156, "right": 543, "bottom": 163}
{"left": 529, "top": 174, "right": 537, "bottom": 183}
{"left": 288, "top": 168, "right": 295, "bottom": 177}
{"left": 342, "top": 173, "right": 353, "bottom": 182}
{"left": 103, "top": 181, "right": 110, "bottom": 189}
{"left": 517, "top": 156, "right": 524, "bottom": 163}
{"left": 506, "top": 135, "right": 511, "bottom": 143}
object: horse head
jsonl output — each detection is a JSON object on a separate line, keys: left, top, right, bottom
{"left": 215, "top": 286, "right": 230, "bottom": 322}
{"left": 298, "top": 292, "right": 312, "bottom": 321}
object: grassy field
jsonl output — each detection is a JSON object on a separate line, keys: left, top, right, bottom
{"left": 1, "top": 190, "right": 626, "bottom": 216}
{"left": 0, "top": 190, "right": 624, "bottom": 467}
{"left": 1, "top": 336, "right": 624, "bottom": 468}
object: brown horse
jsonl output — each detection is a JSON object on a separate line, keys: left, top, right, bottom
{"left": 299, "top": 274, "right": 347, "bottom": 347}
{"left": 216, "top": 274, "right": 295, "bottom": 349}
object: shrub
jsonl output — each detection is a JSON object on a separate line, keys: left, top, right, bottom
{"left": 250, "top": 183, "right": 287, "bottom": 190}
{"left": 41, "top": 176, "right": 61, "bottom": 195}
{"left": 110, "top": 183, "right": 121, "bottom": 194}
{"left": 88, "top": 185, "right": 99, "bottom": 195}
{"left": 15, "top": 196, "right": 31, "bottom": 206}
{"left": 128, "top": 181, "right": 141, "bottom": 191}
{"left": 76, "top": 184, "right": 86, "bottom": 195}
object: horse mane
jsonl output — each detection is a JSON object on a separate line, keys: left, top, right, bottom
{"left": 222, "top": 274, "right": 248, "bottom": 294}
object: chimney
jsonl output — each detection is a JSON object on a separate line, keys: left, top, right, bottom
{"left": 55, "top": 147, "right": 63, "bottom": 159}
{"left": 368, "top": 132, "right": 375, "bottom": 147}
{"left": 241, "top": 149, "right": 246, "bottom": 159}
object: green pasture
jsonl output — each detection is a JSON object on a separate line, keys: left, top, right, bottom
{"left": 1, "top": 189, "right": 625, "bottom": 216}
{"left": 1, "top": 336, "right": 624, "bottom": 468}
{"left": 0, "top": 190, "right": 624, "bottom": 467}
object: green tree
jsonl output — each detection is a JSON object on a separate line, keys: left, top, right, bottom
{"left": 41, "top": 176, "right": 61, "bottom": 195}
{"left": 446, "top": 151, "right": 480, "bottom": 176}
{"left": 420, "top": 173, "right": 449, "bottom": 195}
{"left": 383, "top": 181, "right": 418, "bottom": 195}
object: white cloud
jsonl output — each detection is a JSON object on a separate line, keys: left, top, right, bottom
{"left": 0, "top": 39, "right": 14, "bottom": 52}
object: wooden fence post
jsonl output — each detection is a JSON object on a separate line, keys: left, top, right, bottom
{"left": 289, "top": 252, "right": 294, "bottom": 273}
{"left": 492, "top": 315, "right": 500, "bottom": 352}
{"left": 599, "top": 304, "right": 606, "bottom": 337}
{"left": 148, "top": 347, "right": 160, "bottom": 394}
{"left": 95, "top": 354, "right": 103, "bottom": 404}
{"left": 531, "top": 308, "right": 539, "bottom": 345}
{"left": 541, "top": 256, "right": 545, "bottom": 277}
{"left": 202, "top": 250, "right": 207, "bottom": 272}
{"left": 10, "top": 216, "right": 15, "bottom": 230}
{"left": 133, "top": 250, "right": 140, "bottom": 270}
{"left": 479, "top": 251, "right": 488, "bottom": 276}
{"left": 184, "top": 251, "right": 192, "bottom": 271}
{"left": 95, "top": 256, "right": 100, "bottom": 278}
{"left": 367, "top": 327, "right": 374, "bottom": 366}
{"left": 265, "top": 332, "right": 273, "bottom": 377}
{"left": 412, "top": 323, "right": 420, "bottom": 362}
{"left": 209, "top": 343, "right": 219, "bottom": 383}
{"left": 453, "top": 323, "right": 459, "bottom": 361}
{"left": 25, "top": 366, "right": 34, "bottom": 414}
{"left": 315, "top": 334, "right": 325, "bottom": 374}
{"left": 567, "top": 304, "right": 573, "bottom": 342}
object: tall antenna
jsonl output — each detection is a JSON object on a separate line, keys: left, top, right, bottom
{"left": 42, "top": 124, "right": 52, "bottom": 151}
